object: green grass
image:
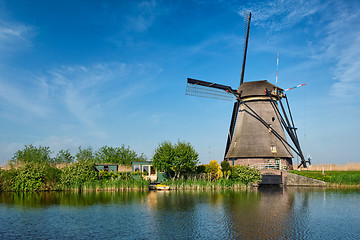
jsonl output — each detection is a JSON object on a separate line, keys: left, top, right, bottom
{"left": 163, "top": 177, "right": 248, "bottom": 190}
{"left": 289, "top": 171, "right": 360, "bottom": 186}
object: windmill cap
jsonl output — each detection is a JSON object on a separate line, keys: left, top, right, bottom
{"left": 238, "top": 80, "right": 283, "bottom": 98}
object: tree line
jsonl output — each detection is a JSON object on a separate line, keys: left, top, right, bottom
{"left": 9, "top": 144, "right": 146, "bottom": 165}
{"left": 0, "top": 141, "right": 261, "bottom": 191}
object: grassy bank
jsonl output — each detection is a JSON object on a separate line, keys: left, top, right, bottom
{"left": 289, "top": 171, "right": 360, "bottom": 186}
{"left": 163, "top": 178, "right": 247, "bottom": 190}
{"left": 0, "top": 161, "right": 261, "bottom": 192}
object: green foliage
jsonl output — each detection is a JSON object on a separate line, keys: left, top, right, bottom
{"left": 75, "top": 146, "right": 95, "bottom": 162}
{"left": 172, "top": 141, "right": 199, "bottom": 178}
{"left": 0, "top": 167, "right": 18, "bottom": 191}
{"left": 95, "top": 145, "right": 146, "bottom": 166}
{"left": 231, "top": 165, "right": 262, "bottom": 185}
{"left": 152, "top": 140, "right": 199, "bottom": 179}
{"left": 195, "top": 164, "right": 207, "bottom": 174}
{"left": 220, "top": 160, "right": 231, "bottom": 172}
{"left": 152, "top": 141, "right": 174, "bottom": 172}
{"left": 60, "top": 160, "right": 98, "bottom": 190}
{"left": 289, "top": 171, "right": 360, "bottom": 185}
{"left": 163, "top": 175, "right": 246, "bottom": 190}
{"left": 10, "top": 162, "right": 61, "bottom": 191}
{"left": 53, "top": 149, "right": 75, "bottom": 164}
{"left": 11, "top": 145, "right": 53, "bottom": 164}
{"left": 220, "top": 160, "right": 231, "bottom": 179}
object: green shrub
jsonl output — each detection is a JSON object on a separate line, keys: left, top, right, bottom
{"left": 10, "top": 162, "right": 60, "bottom": 191}
{"left": 60, "top": 160, "right": 98, "bottom": 190}
{"left": 231, "top": 165, "right": 262, "bottom": 185}
{"left": 195, "top": 164, "right": 207, "bottom": 174}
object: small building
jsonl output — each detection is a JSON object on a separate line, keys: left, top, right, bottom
{"left": 132, "top": 161, "right": 156, "bottom": 181}
{"left": 94, "top": 164, "right": 118, "bottom": 173}
{"left": 131, "top": 161, "right": 168, "bottom": 182}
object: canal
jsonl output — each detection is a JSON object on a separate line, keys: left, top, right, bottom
{"left": 0, "top": 188, "right": 359, "bottom": 239}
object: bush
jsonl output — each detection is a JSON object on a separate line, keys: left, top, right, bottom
{"left": 195, "top": 164, "right": 207, "bottom": 174}
{"left": 10, "top": 162, "right": 61, "bottom": 191}
{"left": 60, "top": 160, "right": 98, "bottom": 190}
{"left": 231, "top": 165, "right": 262, "bottom": 185}
{"left": 0, "top": 168, "right": 18, "bottom": 191}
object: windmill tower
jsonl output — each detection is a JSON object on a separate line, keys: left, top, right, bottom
{"left": 186, "top": 12, "right": 308, "bottom": 169}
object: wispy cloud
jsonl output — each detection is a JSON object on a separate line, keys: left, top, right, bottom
{"left": 109, "top": 0, "right": 171, "bottom": 47}
{"left": 0, "top": 18, "right": 34, "bottom": 53}
{"left": 126, "top": 0, "right": 159, "bottom": 33}
{"left": 0, "top": 61, "right": 162, "bottom": 136}
{"left": 46, "top": 62, "right": 162, "bottom": 137}
{"left": 235, "top": 0, "right": 360, "bottom": 100}
{"left": 331, "top": 34, "right": 360, "bottom": 100}
{"left": 0, "top": 76, "right": 50, "bottom": 118}
{"left": 237, "top": 0, "right": 323, "bottom": 32}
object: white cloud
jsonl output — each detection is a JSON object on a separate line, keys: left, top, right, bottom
{"left": 126, "top": 0, "right": 165, "bottom": 33}
{"left": 331, "top": 34, "right": 360, "bottom": 99}
{"left": 0, "top": 19, "right": 34, "bottom": 53}
{"left": 0, "top": 78, "right": 50, "bottom": 118}
{"left": 237, "top": 0, "right": 323, "bottom": 32}
{"left": 236, "top": 0, "right": 360, "bottom": 100}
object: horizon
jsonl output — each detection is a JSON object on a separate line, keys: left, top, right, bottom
{"left": 1, "top": 0, "right": 360, "bottom": 166}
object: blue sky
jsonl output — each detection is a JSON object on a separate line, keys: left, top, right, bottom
{"left": 0, "top": 0, "right": 359, "bottom": 166}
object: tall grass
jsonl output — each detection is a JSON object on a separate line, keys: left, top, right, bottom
{"left": 289, "top": 171, "right": 360, "bottom": 186}
{"left": 163, "top": 175, "right": 248, "bottom": 190}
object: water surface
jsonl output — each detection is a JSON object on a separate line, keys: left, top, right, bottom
{"left": 0, "top": 188, "right": 359, "bottom": 239}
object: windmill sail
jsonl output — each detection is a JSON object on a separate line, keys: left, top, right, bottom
{"left": 225, "top": 11, "right": 251, "bottom": 157}
{"left": 185, "top": 78, "right": 236, "bottom": 101}
{"left": 240, "top": 11, "right": 251, "bottom": 86}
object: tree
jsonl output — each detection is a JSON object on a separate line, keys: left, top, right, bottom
{"left": 152, "top": 141, "right": 174, "bottom": 172}
{"left": 220, "top": 160, "right": 231, "bottom": 179}
{"left": 11, "top": 145, "right": 53, "bottom": 164}
{"left": 152, "top": 140, "right": 199, "bottom": 179}
{"left": 75, "top": 146, "right": 94, "bottom": 162}
{"left": 206, "top": 160, "right": 223, "bottom": 181}
{"left": 54, "top": 149, "right": 75, "bottom": 164}
{"left": 95, "top": 145, "right": 146, "bottom": 165}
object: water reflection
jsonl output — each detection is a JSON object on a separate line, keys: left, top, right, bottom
{"left": 0, "top": 188, "right": 359, "bottom": 239}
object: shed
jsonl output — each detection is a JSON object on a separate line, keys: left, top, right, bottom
{"left": 132, "top": 161, "right": 163, "bottom": 182}
{"left": 94, "top": 164, "right": 118, "bottom": 173}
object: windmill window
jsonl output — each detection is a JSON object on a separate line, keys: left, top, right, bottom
{"left": 271, "top": 146, "right": 277, "bottom": 153}
{"left": 272, "top": 117, "right": 275, "bottom": 122}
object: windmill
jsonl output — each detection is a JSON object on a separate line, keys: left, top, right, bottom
{"left": 186, "top": 12, "right": 309, "bottom": 169}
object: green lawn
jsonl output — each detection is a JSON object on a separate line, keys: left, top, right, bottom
{"left": 289, "top": 171, "right": 360, "bottom": 185}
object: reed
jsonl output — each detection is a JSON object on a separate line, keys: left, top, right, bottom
{"left": 162, "top": 175, "right": 247, "bottom": 190}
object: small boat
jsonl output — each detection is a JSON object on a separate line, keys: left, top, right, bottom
{"left": 155, "top": 184, "right": 170, "bottom": 190}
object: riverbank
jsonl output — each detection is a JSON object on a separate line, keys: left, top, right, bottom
{"left": 289, "top": 170, "right": 360, "bottom": 186}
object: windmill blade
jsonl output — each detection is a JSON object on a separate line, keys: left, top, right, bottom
{"left": 240, "top": 11, "right": 251, "bottom": 86}
{"left": 186, "top": 78, "right": 236, "bottom": 101}
{"left": 284, "top": 83, "right": 306, "bottom": 91}
{"left": 224, "top": 100, "right": 240, "bottom": 157}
